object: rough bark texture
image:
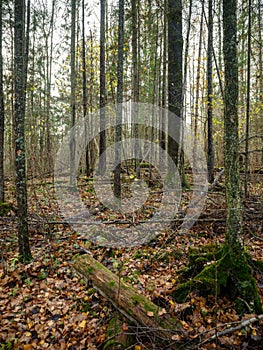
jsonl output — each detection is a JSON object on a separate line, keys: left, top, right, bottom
{"left": 73, "top": 255, "right": 179, "bottom": 339}
{"left": 14, "top": 0, "right": 32, "bottom": 262}
{"left": 223, "top": 0, "right": 243, "bottom": 248}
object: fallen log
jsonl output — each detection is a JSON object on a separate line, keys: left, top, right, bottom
{"left": 73, "top": 254, "right": 181, "bottom": 342}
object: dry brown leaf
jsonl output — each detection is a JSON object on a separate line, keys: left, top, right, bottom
{"left": 134, "top": 345, "right": 142, "bottom": 350}
{"left": 147, "top": 311, "right": 154, "bottom": 317}
{"left": 79, "top": 320, "right": 87, "bottom": 328}
{"left": 122, "top": 322, "right": 128, "bottom": 331}
{"left": 158, "top": 308, "right": 166, "bottom": 316}
{"left": 23, "top": 345, "right": 32, "bottom": 350}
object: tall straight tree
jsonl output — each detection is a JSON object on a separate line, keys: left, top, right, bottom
{"left": 258, "top": 0, "right": 263, "bottom": 166}
{"left": 131, "top": 0, "right": 140, "bottom": 178}
{"left": 114, "top": 0, "right": 124, "bottom": 199}
{"left": 244, "top": 0, "right": 251, "bottom": 197}
{"left": 160, "top": 0, "right": 167, "bottom": 169}
{"left": 99, "top": 0, "right": 106, "bottom": 175}
{"left": 193, "top": 1, "right": 204, "bottom": 168}
{"left": 45, "top": 0, "right": 55, "bottom": 173}
{"left": 222, "top": 0, "right": 261, "bottom": 311}
{"left": 207, "top": 0, "right": 214, "bottom": 183}
{"left": 0, "top": 0, "right": 5, "bottom": 203}
{"left": 223, "top": 0, "right": 243, "bottom": 250}
{"left": 14, "top": 0, "right": 32, "bottom": 262}
{"left": 81, "top": 0, "right": 90, "bottom": 177}
{"left": 167, "top": 0, "right": 183, "bottom": 171}
{"left": 70, "top": 0, "right": 76, "bottom": 185}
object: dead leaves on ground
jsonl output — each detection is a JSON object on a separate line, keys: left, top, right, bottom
{"left": 0, "top": 177, "right": 263, "bottom": 349}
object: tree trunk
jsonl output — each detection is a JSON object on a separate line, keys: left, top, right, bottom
{"left": 222, "top": 0, "right": 260, "bottom": 312}
{"left": 132, "top": 0, "right": 140, "bottom": 178}
{"left": 114, "top": 0, "right": 124, "bottom": 199}
{"left": 223, "top": 0, "right": 243, "bottom": 248}
{"left": 0, "top": 0, "right": 5, "bottom": 203}
{"left": 258, "top": 0, "right": 263, "bottom": 167}
{"left": 81, "top": 0, "right": 90, "bottom": 178}
{"left": 160, "top": 0, "right": 167, "bottom": 169}
{"left": 99, "top": 0, "right": 106, "bottom": 175}
{"left": 207, "top": 0, "right": 214, "bottom": 183}
{"left": 167, "top": 0, "right": 182, "bottom": 172}
{"left": 14, "top": 0, "right": 32, "bottom": 263}
{"left": 70, "top": 0, "right": 76, "bottom": 185}
{"left": 180, "top": 0, "right": 192, "bottom": 188}
{"left": 244, "top": 0, "right": 251, "bottom": 197}
{"left": 193, "top": 1, "right": 204, "bottom": 169}
{"left": 46, "top": 0, "right": 55, "bottom": 175}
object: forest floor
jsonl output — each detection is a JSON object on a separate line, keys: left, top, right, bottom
{"left": 0, "top": 171, "right": 263, "bottom": 350}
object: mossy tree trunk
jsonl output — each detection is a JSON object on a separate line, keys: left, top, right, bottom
{"left": 222, "top": 0, "right": 261, "bottom": 313}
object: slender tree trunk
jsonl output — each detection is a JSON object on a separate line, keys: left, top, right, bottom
{"left": 218, "top": 0, "right": 223, "bottom": 74}
{"left": 180, "top": 0, "right": 192, "bottom": 187}
{"left": 70, "top": 0, "right": 76, "bottom": 185}
{"left": 81, "top": 0, "right": 87, "bottom": 120}
{"left": 207, "top": 0, "right": 214, "bottom": 183}
{"left": 89, "top": 30, "right": 96, "bottom": 175}
{"left": 160, "top": 0, "right": 167, "bottom": 169}
{"left": 99, "top": 0, "right": 106, "bottom": 175}
{"left": 0, "top": 0, "right": 5, "bottom": 203}
{"left": 81, "top": 0, "right": 90, "bottom": 177}
{"left": 14, "top": 0, "right": 32, "bottom": 262}
{"left": 46, "top": 0, "right": 55, "bottom": 174}
{"left": 149, "top": 15, "right": 159, "bottom": 179}
{"left": 193, "top": 1, "right": 204, "bottom": 168}
{"left": 132, "top": 0, "right": 140, "bottom": 178}
{"left": 258, "top": 0, "right": 263, "bottom": 166}
{"left": 244, "top": 0, "right": 251, "bottom": 197}
{"left": 167, "top": 0, "right": 183, "bottom": 172}
{"left": 114, "top": 0, "right": 124, "bottom": 199}
{"left": 24, "top": 0, "right": 30, "bottom": 96}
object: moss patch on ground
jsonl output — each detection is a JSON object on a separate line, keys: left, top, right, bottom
{"left": 173, "top": 244, "right": 262, "bottom": 314}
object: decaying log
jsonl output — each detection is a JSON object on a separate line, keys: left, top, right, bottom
{"left": 73, "top": 254, "right": 180, "bottom": 341}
